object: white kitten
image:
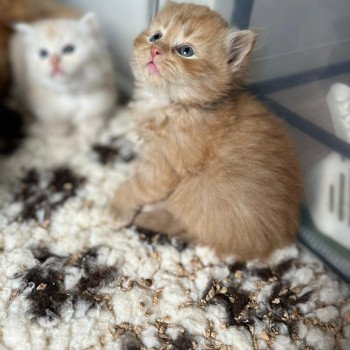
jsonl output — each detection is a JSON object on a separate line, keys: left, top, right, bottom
{"left": 10, "top": 13, "right": 117, "bottom": 140}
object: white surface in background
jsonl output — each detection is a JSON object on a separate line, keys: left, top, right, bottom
{"left": 305, "top": 153, "right": 350, "bottom": 250}
{"left": 327, "top": 83, "right": 350, "bottom": 143}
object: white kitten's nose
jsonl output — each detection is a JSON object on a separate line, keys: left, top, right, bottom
{"left": 50, "top": 55, "right": 64, "bottom": 76}
{"left": 50, "top": 55, "right": 61, "bottom": 67}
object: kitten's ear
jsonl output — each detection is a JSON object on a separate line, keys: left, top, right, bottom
{"left": 13, "top": 22, "right": 33, "bottom": 34}
{"left": 226, "top": 29, "right": 256, "bottom": 74}
{"left": 79, "top": 13, "right": 99, "bottom": 34}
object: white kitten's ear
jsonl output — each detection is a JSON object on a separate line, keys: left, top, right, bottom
{"left": 226, "top": 29, "right": 256, "bottom": 74}
{"left": 13, "top": 22, "right": 33, "bottom": 34}
{"left": 79, "top": 13, "right": 99, "bottom": 34}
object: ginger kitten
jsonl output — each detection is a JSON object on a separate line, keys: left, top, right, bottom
{"left": 10, "top": 13, "right": 117, "bottom": 140}
{"left": 112, "top": 3, "right": 303, "bottom": 261}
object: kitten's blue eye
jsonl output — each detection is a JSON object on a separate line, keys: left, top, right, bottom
{"left": 177, "top": 45, "right": 195, "bottom": 57}
{"left": 39, "top": 49, "right": 49, "bottom": 58}
{"left": 149, "top": 33, "right": 162, "bottom": 43}
{"left": 62, "top": 44, "right": 75, "bottom": 54}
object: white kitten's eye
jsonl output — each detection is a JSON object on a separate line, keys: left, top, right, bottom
{"left": 149, "top": 33, "right": 162, "bottom": 43}
{"left": 39, "top": 49, "right": 49, "bottom": 59}
{"left": 177, "top": 45, "right": 195, "bottom": 58}
{"left": 62, "top": 44, "right": 75, "bottom": 54}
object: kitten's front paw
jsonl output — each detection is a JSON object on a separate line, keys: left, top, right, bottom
{"left": 110, "top": 198, "right": 136, "bottom": 229}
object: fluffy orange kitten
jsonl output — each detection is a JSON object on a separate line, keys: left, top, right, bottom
{"left": 112, "top": 2, "right": 303, "bottom": 261}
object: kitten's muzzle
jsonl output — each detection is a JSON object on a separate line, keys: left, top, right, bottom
{"left": 146, "top": 45, "right": 165, "bottom": 75}
{"left": 50, "top": 55, "right": 64, "bottom": 76}
{"left": 50, "top": 55, "right": 61, "bottom": 67}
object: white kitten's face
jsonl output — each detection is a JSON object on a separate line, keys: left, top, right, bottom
{"left": 18, "top": 15, "right": 101, "bottom": 87}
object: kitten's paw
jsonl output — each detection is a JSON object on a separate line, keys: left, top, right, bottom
{"left": 109, "top": 198, "right": 136, "bottom": 229}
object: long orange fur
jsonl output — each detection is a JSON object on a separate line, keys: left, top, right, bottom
{"left": 112, "top": 2, "right": 303, "bottom": 261}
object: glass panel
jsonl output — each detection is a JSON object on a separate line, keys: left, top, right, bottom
{"left": 232, "top": 0, "right": 350, "bottom": 281}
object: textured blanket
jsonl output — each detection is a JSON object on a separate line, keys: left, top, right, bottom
{"left": 0, "top": 109, "right": 349, "bottom": 350}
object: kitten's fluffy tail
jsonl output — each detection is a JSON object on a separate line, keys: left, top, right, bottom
{"left": 133, "top": 203, "right": 185, "bottom": 237}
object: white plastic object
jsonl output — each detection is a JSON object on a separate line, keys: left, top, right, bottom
{"left": 326, "top": 83, "right": 350, "bottom": 143}
{"left": 305, "top": 83, "right": 350, "bottom": 250}
{"left": 305, "top": 152, "right": 350, "bottom": 250}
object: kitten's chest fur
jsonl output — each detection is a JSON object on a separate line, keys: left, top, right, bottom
{"left": 131, "top": 92, "right": 217, "bottom": 175}
{"left": 28, "top": 84, "right": 114, "bottom": 122}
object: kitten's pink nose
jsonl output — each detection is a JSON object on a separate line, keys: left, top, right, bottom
{"left": 151, "top": 46, "right": 162, "bottom": 58}
{"left": 50, "top": 55, "right": 61, "bottom": 67}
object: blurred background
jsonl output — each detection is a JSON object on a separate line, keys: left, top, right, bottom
{"left": 2, "top": 0, "right": 350, "bottom": 280}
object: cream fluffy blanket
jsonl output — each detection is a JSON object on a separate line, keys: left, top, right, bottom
{"left": 0, "top": 110, "right": 349, "bottom": 350}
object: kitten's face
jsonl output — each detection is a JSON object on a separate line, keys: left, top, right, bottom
{"left": 132, "top": 3, "right": 256, "bottom": 103}
{"left": 17, "top": 14, "right": 101, "bottom": 87}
